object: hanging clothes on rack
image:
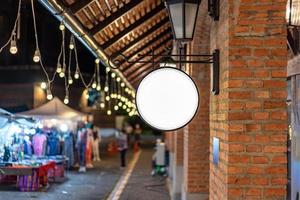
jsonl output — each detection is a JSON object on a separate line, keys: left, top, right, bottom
{"left": 47, "top": 133, "right": 60, "bottom": 156}
{"left": 32, "top": 133, "right": 47, "bottom": 156}
{"left": 63, "top": 132, "right": 74, "bottom": 169}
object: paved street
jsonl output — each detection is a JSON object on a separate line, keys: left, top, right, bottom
{"left": 0, "top": 148, "right": 170, "bottom": 200}
{"left": 0, "top": 153, "right": 123, "bottom": 200}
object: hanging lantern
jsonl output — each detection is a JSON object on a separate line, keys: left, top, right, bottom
{"left": 287, "top": 0, "right": 300, "bottom": 26}
{"left": 165, "top": 0, "right": 200, "bottom": 40}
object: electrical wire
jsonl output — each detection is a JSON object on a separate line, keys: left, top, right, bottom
{"left": 0, "top": 0, "right": 21, "bottom": 53}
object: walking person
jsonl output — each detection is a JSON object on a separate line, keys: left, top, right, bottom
{"left": 77, "top": 122, "right": 87, "bottom": 173}
{"left": 92, "top": 129, "right": 101, "bottom": 161}
{"left": 134, "top": 123, "right": 142, "bottom": 149}
{"left": 117, "top": 129, "right": 128, "bottom": 168}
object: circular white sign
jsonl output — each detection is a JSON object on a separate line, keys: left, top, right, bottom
{"left": 136, "top": 67, "right": 199, "bottom": 131}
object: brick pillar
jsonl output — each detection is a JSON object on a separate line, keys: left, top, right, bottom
{"left": 169, "top": 129, "right": 184, "bottom": 200}
{"left": 209, "top": 0, "right": 288, "bottom": 199}
{"left": 182, "top": 2, "right": 211, "bottom": 199}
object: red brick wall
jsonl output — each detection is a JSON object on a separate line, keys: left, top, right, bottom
{"left": 209, "top": 0, "right": 288, "bottom": 199}
{"left": 183, "top": 1, "right": 211, "bottom": 195}
{"left": 175, "top": 129, "right": 184, "bottom": 166}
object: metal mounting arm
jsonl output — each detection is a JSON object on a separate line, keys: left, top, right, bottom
{"left": 108, "top": 49, "right": 220, "bottom": 95}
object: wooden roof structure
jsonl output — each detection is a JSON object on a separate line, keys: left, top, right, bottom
{"left": 59, "top": 0, "right": 173, "bottom": 87}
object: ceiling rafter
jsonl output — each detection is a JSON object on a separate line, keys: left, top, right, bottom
{"left": 118, "top": 28, "right": 172, "bottom": 69}
{"left": 123, "top": 35, "right": 173, "bottom": 74}
{"left": 111, "top": 17, "right": 170, "bottom": 56}
{"left": 89, "top": 0, "right": 144, "bottom": 34}
{"left": 70, "top": 0, "right": 94, "bottom": 14}
{"left": 100, "top": 3, "right": 166, "bottom": 48}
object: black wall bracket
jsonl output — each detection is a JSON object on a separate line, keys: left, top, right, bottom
{"left": 108, "top": 48, "right": 220, "bottom": 95}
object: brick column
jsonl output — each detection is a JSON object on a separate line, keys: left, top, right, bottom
{"left": 182, "top": 2, "right": 211, "bottom": 199}
{"left": 168, "top": 129, "right": 184, "bottom": 200}
{"left": 209, "top": 0, "right": 288, "bottom": 199}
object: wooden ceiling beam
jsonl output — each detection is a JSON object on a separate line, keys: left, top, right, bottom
{"left": 100, "top": 3, "right": 166, "bottom": 48}
{"left": 89, "top": 0, "right": 143, "bottom": 34}
{"left": 70, "top": 0, "right": 94, "bottom": 14}
{"left": 113, "top": 18, "right": 170, "bottom": 56}
{"left": 118, "top": 28, "right": 172, "bottom": 69}
{"left": 123, "top": 35, "right": 173, "bottom": 74}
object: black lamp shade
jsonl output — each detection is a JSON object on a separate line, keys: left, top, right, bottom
{"left": 165, "top": 0, "right": 200, "bottom": 40}
{"left": 287, "top": 0, "right": 300, "bottom": 26}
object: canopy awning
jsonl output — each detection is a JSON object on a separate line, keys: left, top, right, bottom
{"left": 19, "top": 97, "right": 86, "bottom": 120}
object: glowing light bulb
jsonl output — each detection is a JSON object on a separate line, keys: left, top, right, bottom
{"left": 117, "top": 94, "right": 121, "bottom": 99}
{"left": 59, "top": 71, "right": 65, "bottom": 78}
{"left": 107, "top": 110, "right": 112, "bottom": 115}
{"left": 59, "top": 22, "right": 65, "bottom": 31}
{"left": 126, "top": 108, "right": 130, "bottom": 112}
{"left": 106, "top": 67, "right": 110, "bottom": 72}
{"left": 85, "top": 93, "right": 89, "bottom": 99}
{"left": 96, "top": 85, "right": 101, "bottom": 91}
{"left": 56, "top": 63, "right": 62, "bottom": 73}
{"left": 46, "top": 89, "right": 53, "bottom": 100}
{"left": 40, "top": 82, "right": 47, "bottom": 89}
{"left": 64, "top": 96, "right": 69, "bottom": 104}
{"left": 95, "top": 58, "right": 100, "bottom": 64}
{"left": 125, "top": 88, "right": 129, "bottom": 92}
{"left": 116, "top": 77, "right": 121, "bottom": 82}
{"left": 68, "top": 78, "right": 73, "bottom": 85}
{"left": 105, "top": 96, "right": 110, "bottom": 101}
{"left": 114, "top": 105, "right": 119, "bottom": 111}
{"left": 104, "top": 86, "right": 109, "bottom": 92}
{"left": 111, "top": 73, "right": 116, "bottom": 78}
{"left": 100, "top": 103, "right": 105, "bottom": 108}
{"left": 69, "top": 39, "right": 74, "bottom": 50}
{"left": 92, "top": 81, "right": 97, "bottom": 89}
{"left": 121, "top": 82, "right": 125, "bottom": 87}
{"left": 121, "top": 97, "right": 125, "bottom": 102}
{"left": 10, "top": 39, "right": 18, "bottom": 54}
{"left": 118, "top": 102, "right": 122, "bottom": 107}
{"left": 110, "top": 94, "right": 114, "bottom": 98}
{"left": 122, "top": 105, "right": 127, "bottom": 109}
{"left": 74, "top": 71, "right": 79, "bottom": 79}
{"left": 33, "top": 49, "right": 41, "bottom": 63}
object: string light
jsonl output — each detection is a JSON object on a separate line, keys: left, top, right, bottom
{"left": 100, "top": 102, "right": 105, "bottom": 108}
{"left": 111, "top": 72, "right": 116, "bottom": 78}
{"left": 96, "top": 84, "right": 101, "bottom": 91}
{"left": 106, "top": 67, "right": 111, "bottom": 72}
{"left": 9, "top": 34, "right": 18, "bottom": 54}
{"left": 116, "top": 77, "right": 121, "bottom": 82}
{"left": 85, "top": 93, "right": 89, "bottom": 99}
{"left": 33, "top": 48, "right": 41, "bottom": 63}
{"left": 68, "top": 77, "right": 73, "bottom": 85}
{"left": 69, "top": 35, "right": 75, "bottom": 50}
{"left": 121, "top": 82, "right": 125, "bottom": 87}
{"left": 59, "top": 71, "right": 65, "bottom": 78}
{"left": 122, "top": 105, "right": 127, "bottom": 109}
{"left": 92, "top": 81, "right": 97, "bottom": 89}
{"left": 40, "top": 82, "right": 47, "bottom": 89}
{"left": 59, "top": 21, "right": 65, "bottom": 31}
{"left": 114, "top": 105, "right": 119, "bottom": 111}
{"left": 107, "top": 110, "right": 112, "bottom": 115}
{"left": 64, "top": 95, "right": 69, "bottom": 104}
{"left": 106, "top": 96, "right": 110, "bottom": 101}
{"left": 74, "top": 71, "right": 79, "bottom": 79}
{"left": 56, "top": 63, "right": 62, "bottom": 73}
{"left": 46, "top": 88, "right": 53, "bottom": 100}
{"left": 104, "top": 86, "right": 109, "bottom": 92}
{"left": 118, "top": 102, "right": 122, "bottom": 107}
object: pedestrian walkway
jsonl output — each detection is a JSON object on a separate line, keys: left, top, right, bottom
{"left": 119, "top": 149, "right": 170, "bottom": 200}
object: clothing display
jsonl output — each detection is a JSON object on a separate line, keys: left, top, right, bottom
{"left": 63, "top": 133, "right": 74, "bottom": 169}
{"left": 92, "top": 137, "right": 100, "bottom": 161}
{"left": 77, "top": 128, "right": 87, "bottom": 167}
{"left": 47, "top": 134, "right": 60, "bottom": 156}
{"left": 85, "top": 129, "right": 93, "bottom": 167}
{"left": 32, "top": 134, "right": 47, "bottom": 156}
